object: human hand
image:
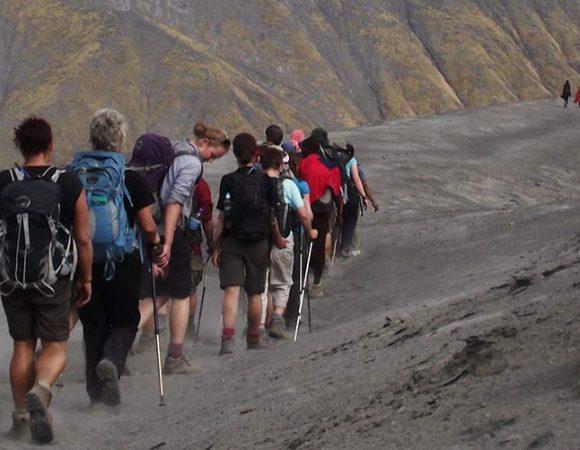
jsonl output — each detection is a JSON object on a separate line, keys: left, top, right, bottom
{"left": 275, "top": 235, "right": 288, "bottom": 249}
{"left": 372, "top": 201, "right": 379, "bottom": 212}
{"left": 309, "top": 229, "right": 318, "bottom": 241}
{"left": 152, "top": 264, "right": 166, "bottom": 279}
{"left": 73, "top": 279, "right": 92, "bottom": 308}
{"left": 211, "top": 248, "right": 220, "bottom": 268}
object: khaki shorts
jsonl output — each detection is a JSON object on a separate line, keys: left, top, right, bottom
{"left": 1, "top": 279, "right": 72, "bottom": 341}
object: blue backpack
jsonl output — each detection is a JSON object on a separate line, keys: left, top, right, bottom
{"left": 72, "top": 151, "right": 135, "bottom": 280}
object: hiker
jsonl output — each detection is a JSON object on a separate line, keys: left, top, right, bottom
{"left": 562, "top": 80, "right": 571, "bottom": 107}
{"left": 290, "top": 129, "right": 305, "bottom": 152}
{"left": 73, "top": 108, "right": 165, "bottom": 407}
{"left": 0, "top": 117, "right": 93, "bottom": 443}
{"left": 339, "top": 143, "right": 369, "bottom": 258}
{"left": 212, "top": 133, "right": 280, "bottom": 354}
{"left": 284, "top": 152, "right": 313, "bottom": 328}
{"left": 298, "top": 133, "right": 342, "bottom": 298}
{"left": 186, "top": 176, "right": 214, "bottom": 338}
{"left": 351, "top": 164, "right": 379, "bottom": 257}
{"left": 138, "top": 123, "right": 230, "bottom": 373}
{"left": 574, "top": 85, "right": 580, "bottom": 107}
{"left": 261, "top": 148, "right": 317, "bottom": 339}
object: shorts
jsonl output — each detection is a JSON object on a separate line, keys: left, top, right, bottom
{"left": 141, "top": 229, "right": 193, "bottom": 300}
{"left": 190, "top": 252, "right": 205, "bottom": 294}
{"left": 219, "top": 235, "right": 270, "bottom": 295}
{"left": 1, "top": 279, "right": 72, "bottom": 341}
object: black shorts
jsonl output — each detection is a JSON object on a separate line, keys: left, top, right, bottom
{"left": 142, "top": 229, "right": 193, "bottom": 300}
{"left": 219, "top": 235, "right": 270, "bottom": 295}
{"left": 2, "top": 279, "right": 71, "bottom": 342}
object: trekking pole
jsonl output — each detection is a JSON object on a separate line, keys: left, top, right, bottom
{"left": 149, "top": 261, "right": 166, "bottom": 406}
{"left": 294, "top": 242, "right": 314, "bottom": 342}
{"left": 331, "top": 217, "right": 341, "bottom": 266}
{"left": 194, "top": 257, "right": 210, "bottom": 343}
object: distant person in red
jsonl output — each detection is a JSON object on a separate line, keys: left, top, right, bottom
{"left": 562, "top": 80, "right": 571, "bottom": 107}
{"left": 574, "top": 85, "right": 580, "bottom": 108}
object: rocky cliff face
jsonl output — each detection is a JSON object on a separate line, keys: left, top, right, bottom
{"left": 1, "top": 0, "right": 579, "bottom": 164}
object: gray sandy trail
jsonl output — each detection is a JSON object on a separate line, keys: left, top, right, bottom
{"left": 2, "top": 99, "right": 580, "bottom": 449}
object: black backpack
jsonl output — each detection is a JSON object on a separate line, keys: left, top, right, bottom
{"left": 227, "top": 168, "right": 272, "bottom": 242}
{"left": 0, "top": 167, "right": 76, "bottom": 296}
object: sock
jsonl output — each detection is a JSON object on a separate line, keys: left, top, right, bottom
{"left": 167, "top": 343, "right": 183, "bottom": 359}
{"left": 37, "top": 380, "right": 51, "bottom": 391}
{"left": 223, "top": 328, "right": 235, "bottom": 338}
{"left": 247, "top": 331, "right": 260, "bottom": 342}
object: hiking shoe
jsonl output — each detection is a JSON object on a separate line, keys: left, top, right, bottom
{"left": 309, "top": 284, "right": 324, "bottom": 298}
{"left": 269, "top": 317, "right": 288, "bottom": 340}
{"left": 163, "top": 355, "right": 198, "bottom": 375}
{"left": 25, "top": 383, "right": 53, "bottom": 444}
{"left": 96, "top": 359, "right": 121, "bottom": 406}
{"left": 6, "top": 410, "right": 30, "bottom": 440}
{"left": 351, "top": 249, "right": 361, "bottom": 257}
{"left": 135, "top": 332, "right": 155, "bottom": 354}
{"left": 219, "top": 336, "right": 235, "bottom": 355}
{"left": 246, "top": 339, "right": 267, "bottom": 351}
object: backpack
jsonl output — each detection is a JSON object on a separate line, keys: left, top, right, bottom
{"left": 0, "top": 167, "right": 76, "bottom": 297}
{"left": 275, "top": 174, "right": 298, "bottom": 238}
{"left": 71, "top": 151, "right": 135, "bottom": 280}
{"left": 127, "top": 133, "right": 175, "bottom": 223}
{"left": 226, "top": 168, "right": 272, "bottom": 242}
{"left": 321, "top": 143, "right": 355, "bottom": 203}
{"left": 127, "top": 135, "right": 203, "bottom": 226}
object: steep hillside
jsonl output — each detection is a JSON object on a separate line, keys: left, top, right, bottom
{"left": 1, "top": 0, "right": 580, "bottom": 164}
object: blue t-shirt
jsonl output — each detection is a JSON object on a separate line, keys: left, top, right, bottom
{"left": 295, "top": 179, "right": 309, "bottom": 197}
{"left": 345, "top": 157, "right": 358, "bottom": 179}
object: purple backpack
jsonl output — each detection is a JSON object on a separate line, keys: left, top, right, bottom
{"left": 128, "top": 133, "right": 174, "bottom": 194}
{"left": 127, "top": 133, "right": 175, "bottom": 222}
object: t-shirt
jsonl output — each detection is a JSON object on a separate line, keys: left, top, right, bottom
{"left": 217, "top": 167, "right": 278, "bottom": 211}
{"left": 191, "top": 177, "right": 213, "bottom": 255}
{"left": 295, "top": 179, "right": 309, "bottom": 197}
{"left": 0, "top": 166, "right": 83, "bottom": 228}
{"left": 124, "top": 170, "right": 156, "bottom": 227}
{"left": 345, "top": 157, "right": 358, "bottom": 179}
{"left": 282, "top": 178, "right": 304, "bottom": 211}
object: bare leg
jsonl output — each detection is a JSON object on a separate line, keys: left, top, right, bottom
{"left": 222, "top": 287, "right": 240, "bottom": 330}
{"left": 10, "top": 340, "right": 36, "bottom": 409}
{"left": 247, "top": 294, "right": 263, "bottom": 337}
{"left": 168, "top": 298, "right": 189, "bottom": 350}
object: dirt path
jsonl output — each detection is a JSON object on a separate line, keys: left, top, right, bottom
{"left": 2, "top": 100, "right": 580, "bottom": 449}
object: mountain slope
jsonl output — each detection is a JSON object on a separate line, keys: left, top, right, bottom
{"left": 1, "top": 0, "right": 580, "bottom": 163}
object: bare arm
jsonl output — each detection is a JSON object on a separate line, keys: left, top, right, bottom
{"left": 211, "top": 211, "right": 225, "bottom": 267}
{"left": 136, "top": 206, "right": 167, "bottom": 267}
{"left": 162, "top": 203, "right": 181, "bottom": 258}
{"left": 296, "top": 206, "right": 318, "bottom": 240}
{"left": 362, "top": 179, "right": 379, "bottom": 211}
{"left": 303, "top": 193, "right": 313, "bottom": 222}
{"left": 202, "top": 219, "right": 215, "bottom": 253}
{"left": 351, "top": 163, "right": 368, "bottom": 208}
{"left": 72, "top": 191, "right": 93, "bottom": 307}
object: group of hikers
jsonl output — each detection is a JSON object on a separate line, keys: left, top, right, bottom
{"left": 560, "top": 80, "right": 580, "bottom": 107}
{"left": 0, "top": 110, "right": 379, "bottom": 443}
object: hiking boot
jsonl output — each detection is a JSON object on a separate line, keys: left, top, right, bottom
{"left": 96, "top": 359, "right": 121, "bottom": 406}
{"left": 163, "top": 355, "right": 198, "bottom": 375}
{"left": 135, "top": 331, "right": 155, "bottom": 354}
{"left": 351, "top": 249, "right": 361, "bottom": 257}
{"left": 25, "top": 382, "right": 53, "bottom": 444}
{"left": 309, "top": 284, "right": 324, "bottom": 299}
{"left": 269, "top": 316, "right": 288, "bottom": 340}
{"left": 6, "top": 410, "right": 30, "bottom": 440}
{"left": 246, "top": 338, "right": 267, "bottom": 351}
{"left": 219, "top": 336, "right": 235, "bottom": 355}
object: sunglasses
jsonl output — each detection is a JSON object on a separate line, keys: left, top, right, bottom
{"left": 211, "top": 137, "right": 231, "bottom": 149}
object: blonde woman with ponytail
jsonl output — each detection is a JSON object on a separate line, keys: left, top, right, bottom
{"left": 139, "top": 122, "right": 230, "bottom": 375}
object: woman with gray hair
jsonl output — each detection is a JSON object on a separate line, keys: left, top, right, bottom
{"left": 74, "top": 108, "right": 166, "bottom": 407}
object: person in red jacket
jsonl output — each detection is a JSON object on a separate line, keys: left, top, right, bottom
{"left": 298, "top": 133, "right": 342, "bottom": 298}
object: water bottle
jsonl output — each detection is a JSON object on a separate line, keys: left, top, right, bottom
{"left": 188, "top": 208, "right": 203, "bottom": 243}
{"left": 224, "top": 192, "right": 232, "bottom": 230}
